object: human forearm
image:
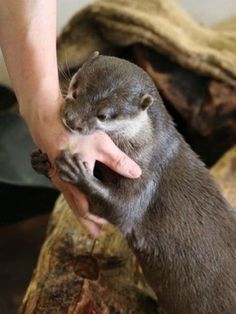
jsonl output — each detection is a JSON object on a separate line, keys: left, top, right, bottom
{"left": 0, "top": 0, "right": 61, "bottom": 123}
{"left": 0, "top": 1, "right": 141, "bottom": 236}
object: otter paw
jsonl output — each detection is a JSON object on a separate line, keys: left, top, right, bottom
{"left": 55, "top": 150, "right": 92, "bottom": 187}
{"left": 31, "top": 149, "right": 51, "bottom": 177}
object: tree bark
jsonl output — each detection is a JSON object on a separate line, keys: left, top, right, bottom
{"left": 19, "top": 200, "right": 161, "bottom": 314}
{"left": 132, "top": 45, "right": 236, "bottom": 167}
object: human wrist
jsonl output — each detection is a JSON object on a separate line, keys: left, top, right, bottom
{"left": 20, "top": 84, "right": 63, "bottom": 126}
{"left": 20, "top": 87, "right": 66, "bottom": 151}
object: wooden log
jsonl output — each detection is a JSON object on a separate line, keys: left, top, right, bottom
{"left": 133, "top": 45, "right": 236, "bottom": 166}
{"left": 19, "top": 146, "right": 236, "bottom": 313}
{"left": 19, "top": 198, "right": 161, "bottom": 314}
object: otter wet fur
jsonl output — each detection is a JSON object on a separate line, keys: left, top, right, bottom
{"left": 31, "top": 52, "right": 236, "bottom": 314}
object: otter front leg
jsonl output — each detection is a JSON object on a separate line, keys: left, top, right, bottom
{"left": 31, "top": 149, "right": 52, "bottom": 177}
{"left": 55, "top": 150, "right": 114, "bottom": 220}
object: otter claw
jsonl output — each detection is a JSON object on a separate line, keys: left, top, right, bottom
{"left": 31, "top": 149, "right": 51, "bottom": 177}
{"left": 55, "top": 150, "right": 91, "bottom": 186}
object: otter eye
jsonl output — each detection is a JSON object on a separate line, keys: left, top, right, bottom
{"left": 97, "top": 113, "right": 107, "bottom": 121}
{"left": 72, "top": 81, "right": 78, "bottom": 90}
{"left": 72, "top": 90, "right": 77, "bottom": 99}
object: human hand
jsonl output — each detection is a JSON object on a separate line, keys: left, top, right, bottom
{"left": 26, "top": 99, "right": 142, "bottom": 237}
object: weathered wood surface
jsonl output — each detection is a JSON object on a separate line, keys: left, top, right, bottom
{"left": 19, "top": 197, "right": 161, "bottom": 314}
{"left": 19, "top": 146, "right": 236, "bottom": 313}
{"left": 132, "top": 45, "right": 236, "bottom": 166}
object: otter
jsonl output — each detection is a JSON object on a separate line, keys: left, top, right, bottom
{"left": 31, "top": 52, "right": 236, "bottom": 314}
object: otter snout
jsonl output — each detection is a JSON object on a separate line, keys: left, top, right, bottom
{"left": 64, "top": 115, "right": 86, "bottom": 132}
{"left": 62, "top": 110, "right": 97, "bottom": 135}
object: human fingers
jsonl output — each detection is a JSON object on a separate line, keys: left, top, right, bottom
{"left": 94, "top": 132, "right": 142, "bottom": 178}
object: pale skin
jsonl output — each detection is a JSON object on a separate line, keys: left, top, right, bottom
{"left": 0, "top": 0, "right": 141, "bottom": 236}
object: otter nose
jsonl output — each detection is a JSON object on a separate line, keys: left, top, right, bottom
{"left": 72, "top": 119, "right": 84, "bottom": 131}
{"left": 65, "top": 115, "right": 84, "bottom": 132}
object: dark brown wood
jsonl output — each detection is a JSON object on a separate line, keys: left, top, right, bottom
{"left": 19, "top": 197, "right": 161, "bottom": 314}
{"left": 133, "top": 45, "right": 236, "bottom": 166}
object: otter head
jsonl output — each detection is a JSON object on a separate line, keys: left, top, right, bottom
{"left": 61, "top": 52, "right": 154, "bottom": 137}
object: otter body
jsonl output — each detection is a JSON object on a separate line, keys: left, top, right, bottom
{"left": 32, "top": 54, "right": 236, "bottom": 314}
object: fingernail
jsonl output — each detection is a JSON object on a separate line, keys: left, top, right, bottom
{"left": 129, "top": 166, "right": 142, "bottom": 178}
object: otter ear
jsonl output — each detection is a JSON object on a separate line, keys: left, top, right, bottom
{"left": 87, "top": 51, "right": 100, "bottom": 62}
{"left": 140, "top": 94, "right": 153, "bottom": 111}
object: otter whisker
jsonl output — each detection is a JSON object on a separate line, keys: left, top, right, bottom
{"left": 58, "top": 64, "right": 71, "bottom": 82}
{"left": 65, "top": 53, "right": 72, "bottom": 80}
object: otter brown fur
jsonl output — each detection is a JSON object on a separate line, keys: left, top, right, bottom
{"left": 32, "top": 53, "right": 236, "bottom": 314}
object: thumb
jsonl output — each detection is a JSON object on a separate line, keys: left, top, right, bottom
{"left": 96, "top": 134, "right": 142, "bottom": 178}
